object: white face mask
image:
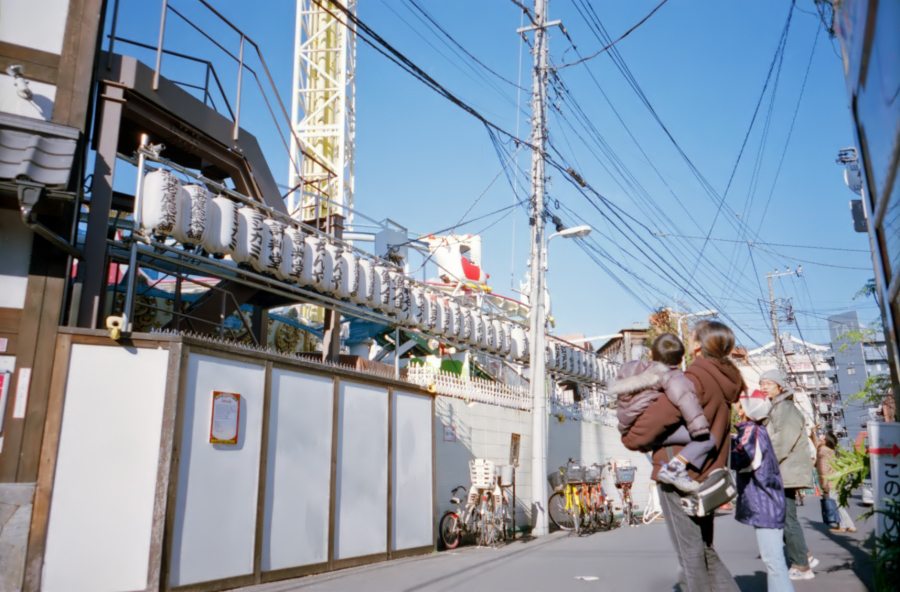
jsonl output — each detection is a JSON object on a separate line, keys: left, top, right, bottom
{"left": 741, "top": 391, "right": 772, "bottom": 421}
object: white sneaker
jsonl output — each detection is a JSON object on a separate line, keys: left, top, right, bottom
{"left": 789, "top": 567, "right": 815, "bottom": 580}
{"left": 807, "top": 555, "right": 820, "bottom": 569}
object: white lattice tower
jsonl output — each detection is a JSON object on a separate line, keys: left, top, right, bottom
{"left": 289, "top": 0, "right": 356, "bottom": 224}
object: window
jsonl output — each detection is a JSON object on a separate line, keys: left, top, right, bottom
{"left": 847, "top": 367, "right": 856, "bottom": 375}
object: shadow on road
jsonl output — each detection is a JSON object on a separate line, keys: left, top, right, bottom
{"left": 805, "top": 516, "right": 873, "bottom": 591}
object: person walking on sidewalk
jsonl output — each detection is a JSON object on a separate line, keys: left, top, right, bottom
{"left": 759, "top": 369, "right": 817, "bottom": 581}
{"left": 732, "top": 389, "right": 795, "bottom": 592}
{"left": 622, "top": 320, "right": 743, "bottom": 592}
{"left": 813, "top": 430, "right": 857, "bottom": 533}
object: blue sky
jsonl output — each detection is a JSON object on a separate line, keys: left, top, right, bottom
{"left": 109, "top": 0, "right": 880, "bottom": 348}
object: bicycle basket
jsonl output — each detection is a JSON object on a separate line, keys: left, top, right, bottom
{"left": 469, "top": 458, "right": 496, "bottom": 489}
{"left": 547, "top": 469, "right": 564, "bottom": 491}
{"left": 585, "top": 464, "right": 603, "bottom": 483}
{"left": 565, "top": 459, "right": 586, "bottom": 483}
{"left": 615, "top": 466, "right": 636, "bottom": 484}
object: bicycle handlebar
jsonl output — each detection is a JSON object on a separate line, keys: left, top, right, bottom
{"left": 451, "top": 485, "right": 468, "bottom": 495}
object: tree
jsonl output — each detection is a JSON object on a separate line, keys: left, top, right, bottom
{"left": 645, "top": 307, "right": 696, "bottom": 368}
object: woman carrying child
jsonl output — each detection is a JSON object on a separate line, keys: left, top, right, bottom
{"left": 620, "top": 321, "right": 743, "bottom": 592}
{"left": 732, "top": 389, "right": 795, "bottom": 592}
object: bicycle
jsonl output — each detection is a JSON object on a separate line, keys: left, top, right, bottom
{"left": 439, "top": 459, "right": 507, "bottom": 548}
{"left": 588, "top": 463, "right": 615, "bottom": 531}
{"left": 642, "top": 481, "right": 663, "bottom": 524}
{"left": 548, "top": 459, "right": 591, "bottom": 534}
{"left": 613, "top": 460, "right": 640, "bottom": 527}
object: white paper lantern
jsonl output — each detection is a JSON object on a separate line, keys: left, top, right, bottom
{"left": 173, "top": 184, "right": 210, "bottom": 245}
{"left": 334, "top": 250, "right": 359, "bottom": 300}
{"left": 259, "top": 219, "right": 283, "bottom": 275}
{"left": 546, "top": 344, "right": 557, "bottom": 370}
{"left": 460, "top": 306, "right": 474, "bottom": 344}
{"left": 394, "top": 277, "right": 411, "bottom": 323}
{"left": 501, "top": 322, "right": 512, "bottom": 356}
{"left": 278, "top": 227, "right": 296, "bottom": 281}
{"left": 354, "top": 258, "right": 374, "bottom": 305}
{"left": 489, "top": 319, "right": 502, "bottom": 353}
{"left": 374, "top": 264, "right": 391, "bottom": 310}
{"left": 141, "top": 169, "right": 186, "bottom": 237}
{"left": 202, "top": 195, "right": 238, "bottom": 256}
{"left": 300, "top": 235, "right": 323, "bottom": 287}
{"left": 233, "top": 208, "right": 264, "bottom": 264}
{"left": 447, "top": 300, "right": 461, "bottom": 339}
{"left": 511, "top": 325, "right": 527, "bottom": 360}
{"left": 473, "top": 312, "right": 485, "bottom": 347}
{"left": 410, "top": 285, "right": 426, "bottom": 327}
{"left": 319, "top": 242, "right": 341, "bottom": 294}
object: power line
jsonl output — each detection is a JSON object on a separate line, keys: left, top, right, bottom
{"left": 651, "top": 233, "right": 869, "bottom": 253}
{"left": 558, "top": 0, "right": 670, "bottom": 68}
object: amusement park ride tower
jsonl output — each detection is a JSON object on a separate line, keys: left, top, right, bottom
{"left": 289, "top": 0, "right": 357, "bottom": 225}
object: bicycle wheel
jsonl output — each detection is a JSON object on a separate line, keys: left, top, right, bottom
{"left": 548, "top": 490, "right": 575, "bottom": 530}
{"left": 479, "top": 498, "right": 496, "bottom": 546}
{"left": 439, "top": 512, "right": 461, "bottom": 549}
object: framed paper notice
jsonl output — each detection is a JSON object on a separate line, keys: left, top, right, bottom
{"left": 209, "top": 391, "right": 240, "bottom": 444}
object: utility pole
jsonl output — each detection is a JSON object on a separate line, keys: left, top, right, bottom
{"left": 766, "top": 268, "right": 802, "bottom": 376}
{"left": 520, "top": 0, "right": 558, "bottom": 538}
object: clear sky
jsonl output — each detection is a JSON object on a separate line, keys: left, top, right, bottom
{"left": 109, "top": 0, "right": 880, "bottom": 349}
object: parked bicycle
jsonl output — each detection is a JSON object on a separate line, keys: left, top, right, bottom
{"left": 613, "top": 459, "right": 640, "bottom": 527}
{"left": 547, "top": 459, "right": 614, "bottom": 534}
{"left": 439, "top": 459, "right": 512, "bottom": 549}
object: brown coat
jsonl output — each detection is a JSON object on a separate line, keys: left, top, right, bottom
{"left": 621, "top": 356, "right": 744, "bottom": 481}
{"left": 816, "top": 444, "right": 836, "bottom": 494}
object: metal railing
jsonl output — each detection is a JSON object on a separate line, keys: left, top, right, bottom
{"left": 105, "top": 0, "right": 335, "bottom": 187}
{"left": 407, "top": 366, "right": 531, "bottom": 410}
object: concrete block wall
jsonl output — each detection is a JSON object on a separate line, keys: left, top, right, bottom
{"left": 434, "top": 396, "right": 653, "bottom": 531}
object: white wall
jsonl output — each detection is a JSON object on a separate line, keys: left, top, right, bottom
{"left": 0, "top": 0, "right": 69, "bottom": 55}
{"left": 334, "top": 381, "right": 388, "bottom": 559}
{"left": 434, "top": 396, "right": 654, "bottom": 529}
{"left": 0, "top": 74, "right": 56, "bottom": 120}
{"left": 42, "top": 344, "right": 169, "bottom": 592}
{"left": 391, "top": 391, "right": 433, "bottom": 551}
{"left": 262, "top": 370, "right": 333, "bottom": 572}
{"left": 169, "top": 354, "right": 265, "bottom": 587}
{"left": 0, "top": 209, "right": 33, "bottom": 309}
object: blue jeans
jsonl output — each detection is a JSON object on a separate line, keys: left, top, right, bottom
{"left": 756, "top": 527, "right": 795, "bottom": 592}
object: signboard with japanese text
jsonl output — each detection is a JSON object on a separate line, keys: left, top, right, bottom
{"left": 443, "top": 425, "right": 456, "bottom": 442}
{"left": 868, "top": 422, "right": 900, "bottom": 539}
{"left": 209, "top": 391, "right": 240, "bottom": 444}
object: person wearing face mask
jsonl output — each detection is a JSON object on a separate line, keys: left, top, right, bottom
{"left": 732, "top": 389, "right": 794, "bottom": 592}
{"left": 758, "top": 369, "right": 817, "bottom": 581}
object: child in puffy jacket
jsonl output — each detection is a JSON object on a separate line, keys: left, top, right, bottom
{"left": 732, "top": 389, "right": 794, "bottom": 591}
{"left": 610, "top": 333, "right": 713, "bottom": 492}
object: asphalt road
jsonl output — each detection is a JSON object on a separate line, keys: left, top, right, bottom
{"left": 233, "top": 496, "right": 874, "bottom": 592}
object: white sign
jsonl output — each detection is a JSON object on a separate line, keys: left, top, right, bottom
{"left": 844, "top": 162, "right": 863, "bottom": 195}
{"left": 0, "top": 372, "right": 10, "bottom": 431}
{"left": 209, "top": 391, "right": 240, "bottom": 444}
{"left": 0, "top": 337, "right": 7, "bottom": 353}
{"left": 868, "top": 422, "right": 900, "bottom": 540}
{"left": 13, "top": 367, "right": 31, "bottom": 419}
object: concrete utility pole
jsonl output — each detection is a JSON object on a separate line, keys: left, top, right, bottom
{"left": 766, "top": 268, "right": 802, "bottom": 376}
{"left": 522, "top": 0, "right": 555, "bottom": 538}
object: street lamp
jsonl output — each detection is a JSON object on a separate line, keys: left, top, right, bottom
{"left": 673, "top": 309, "right": 718, "bottom": 370}
{"left": 530, "top": 224, "right": 591, "bottom": 537}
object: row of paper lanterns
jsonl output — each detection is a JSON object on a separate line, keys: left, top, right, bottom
{"left": 140, "top": 169, "right": 612, "bottom": 382}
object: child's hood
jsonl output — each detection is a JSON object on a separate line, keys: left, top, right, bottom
{"left": 609, "top": 360, "right": 671, "bottom": 397}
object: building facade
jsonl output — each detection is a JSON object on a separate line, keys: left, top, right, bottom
{"left": 828, "top": 311, "right": 892, "bottom": 445}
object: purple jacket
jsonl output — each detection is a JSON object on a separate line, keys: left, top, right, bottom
{"left": 610, "top": 360, "right": 710, "bottom": 437}
{"left": 731, "top": 421, "right": 786, "bottom": 529}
